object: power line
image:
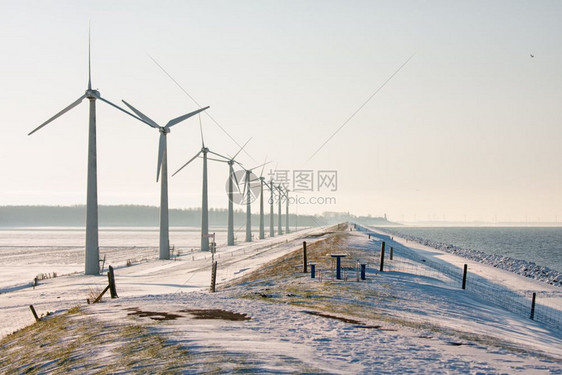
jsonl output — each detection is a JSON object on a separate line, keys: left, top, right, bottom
{"left": 307, "top": 54, "right": 415, "bottom": 162}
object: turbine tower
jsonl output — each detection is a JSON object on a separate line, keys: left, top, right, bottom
{"left": 121, "top": 100, "right": 209, "bottom": 260}
{"left": 28, "top": 32, "right": 148, "bottom": 275}
{"left": 240, "top": 161, "right": 270, "bottom": 242}
{"left": 256, "top": 160, "right": 269, "bottom": 240}
{"left": 259, "top": 176, "right": 266, "bottom": 239}
{"left": 173, "top": 121, "right": 226, "bottom": 251}
{"left": 277, "top": 185, "right": 284, "bottom": 235}
{"left": 284, "top": 188, "right": 290, "bottom": 234}
{"left": 208, "top": 139, "right": 251, "bottom": 246}
{"left": 269, "top": 178, "right": 275, "bottom": 237}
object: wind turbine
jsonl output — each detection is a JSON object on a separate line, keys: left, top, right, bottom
{"left": 240, "top": 161, "right": 270, "bottom": 242}
{"left": 269, "top": 178, "right": 275, "bottom": 237}
{"left": 173, "top": 120, "right": 227, "bottom": 251}
{"left": 277, "top": 184, "right": 284, "bottom": 235}
{"left": 284, "top": 187, "right": 290, "bottom": 234}
{"left": 211, "top": 138, "right": 251, "bottom": 246}
{"left": 256, "top": 159, "right": 270, "bottom": 240}
{"left": 121, "top": 100, "right": 209, "bottom": 260}
{"left": 28, "top": 33, "right": 148, "bottom": 275}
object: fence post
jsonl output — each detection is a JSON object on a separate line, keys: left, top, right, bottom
{"left": 210, "top": 261, "right": 218, "bottom": 293}
{"left": 530, "top": 292, "right": 536, "bottom": 320}
{"left": 361, "top": 264, "right": 366, "bottom": 280}
{"left": 379, "top": 241, "right": 386, "bottom": 272}
{"left": 29, "top": 305, "right": 40, "bottom": 322}
{"left": 462, "top": 264, "right": 468, "bottom": 290}
{"left": 108, "top": 265, "right": 118, "bottom": 298}
{"left": 390, "top": 247, "right": 394, "bottom": 260}
{"left": 303, "top": 241, "right": 308, "bottom": 273}
{"left": 310, "top": 264, "right": 316, "bottom": 278}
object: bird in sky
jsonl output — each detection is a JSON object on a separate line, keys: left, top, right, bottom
{"left": 530, "top": 54, "right": 535, "bottom": 58}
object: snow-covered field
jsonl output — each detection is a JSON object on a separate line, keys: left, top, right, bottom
{"left": 1, "top": 224, "right": 561, "bottom": 373}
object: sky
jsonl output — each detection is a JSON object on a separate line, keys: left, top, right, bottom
{"left": 1, "top": 0, "right": 561, "bottom": 223}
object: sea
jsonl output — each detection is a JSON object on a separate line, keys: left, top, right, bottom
{"left": 380, "top": 226, "right": 562, "bottom": 273}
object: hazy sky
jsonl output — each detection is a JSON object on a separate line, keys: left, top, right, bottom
{"left": 1, "top": 0, "right": 561, "bottom": 223}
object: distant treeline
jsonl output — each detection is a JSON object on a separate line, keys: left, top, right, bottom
{"left": 0, "top": 205, "right": 393, "bottom": 227}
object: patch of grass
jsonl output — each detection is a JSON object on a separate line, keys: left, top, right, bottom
{"left": 0, "top": 305, "right": 324, "bottom": 374}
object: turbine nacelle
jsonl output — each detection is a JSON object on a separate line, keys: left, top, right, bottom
{"left": 159, "top": 127, "right": 170, "bottom": 134}
{"left": 85, "top": 89, "right": 100, "bottom": 99}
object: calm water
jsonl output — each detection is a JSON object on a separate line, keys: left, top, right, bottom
{"left": 383, "top": 227, "right": 562, "bottom": 273}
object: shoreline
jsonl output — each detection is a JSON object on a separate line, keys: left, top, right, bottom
{"left": 371, "top": 226, "right": 561, "bottom": 287}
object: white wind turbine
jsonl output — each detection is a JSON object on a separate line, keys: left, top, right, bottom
{"left": 240, "top": 161, "right": 270, "bottom": 242}
{"left": 256, "top": 160, "right": 271, "bottom": 240}
{"left": 283, "top": 187, "right": 290, "bottom": 234}
{"left": 28, "top": 33, "right": 148, "bottom": 275}
{"left": 207, "top": 138, "right": 251, "bottom": 246}
{"left": 173, "top": 120, "right": 227, "bottom": 251}
{"left": 121, "top": 100, "right": 209, "bottom": 260}
{"left": 269, "top": 177, "right": 275, "bottom": 237}
{"left": 277, "top": 184, "right": 284, "bottom": 235}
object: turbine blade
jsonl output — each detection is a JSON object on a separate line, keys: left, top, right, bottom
{"left": 207, "top": 156, "right": 227, "bottom": 163}
{"left": 166, "top": 106, "right": 210, "bottom": 128}
{"left": 250, "top": 160, "right": 271, "bottom": 172}
{"left": 243, "top": 172, "right": 249, "bottom": 201}
{"left": 199, "top": 115, "right": 205, "bottom": 148}
{"left": 259, "top": 155, "right": 268, "bottom": 178}
{"left": 88, "top": 24, "right": 92, "bottom": 90}
{"left": 157, "top": 132, "right": 165, "bottom": 182}
{"left": 172, "top": 150, "right": 202, "bottom": 176}
{"left": 233, "top": 170, "right": 240, "bottom": 188}
{"left": 97, "top": 96, "right": 153, "bottom": 127}
{"left": 232, "top": 137, "right": 252, "bottom": 160}
{"left": 28, "top": 94, "right": 86, "bottom": 135}
{"left": 207, "top": 150, "right": 229, "bottom": 161}
{"left": 121, "top": 100, "right": 159, "bottom": 128}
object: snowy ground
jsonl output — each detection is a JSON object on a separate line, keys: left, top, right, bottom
{"left": 1, "top": 223, "right": 561, "bottom": 373}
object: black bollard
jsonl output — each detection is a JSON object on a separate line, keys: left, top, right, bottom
{"left": 310, "top": 264, "right": 316, "bottom": 279}
{"left": 462, "top": 264, "right": 468, "bottom": 290}
{"left": 530, "top": 292, "right": 536, "bottom": 320}
{"left": 390, "top": 247, "right": 394, "bottom": 260}
{"left": 379, "top": 242, "right": 386, "bottom": 272}
{"left": 210, "top": 261, "right": 218, "bottom": 293}
{"left": 360, "top": 264, "right": 366, "bottom": 280}
{"left": 303, "top": 241, "right": 308, "bottom": 273}
{"left": 108, "top": 266, "right": 118, "bottom": 298}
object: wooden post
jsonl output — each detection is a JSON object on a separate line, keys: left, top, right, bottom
{"left": 99, "top": 254, "right": 106, "bottom": 274}
{"left": 210, "top": 261, "right": 218, "bottom": 293}
{"left": 462, "top": 264, "right": 468, "bottom": 290}
{"left": 379, "top": 241, "right": 385, "bottom": 272}
{"left": 93, "top": 285, "right": 110, "bottom": 304}
{"left": 108, "top": 265, "right": 118, "bottom": 298}
{"left": 29, "top": 305, "right": 40, "bottom": 322}
{"left": 310, "top": 264, "right": 316, "bottom": 279}
{"left": 530, "top": 292, "right": 536, "bottom": 320}
{"left": 390, "top": 247, "right": 394, "bottom": 260}
{"left": 361, "top": 264, "right": 366, "bottom": 280}
{"left": 368, "top": 234, "right": 370, "bottom": 239}
{"left": 303, "top": 241, "right": 308, "bottom": 273}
